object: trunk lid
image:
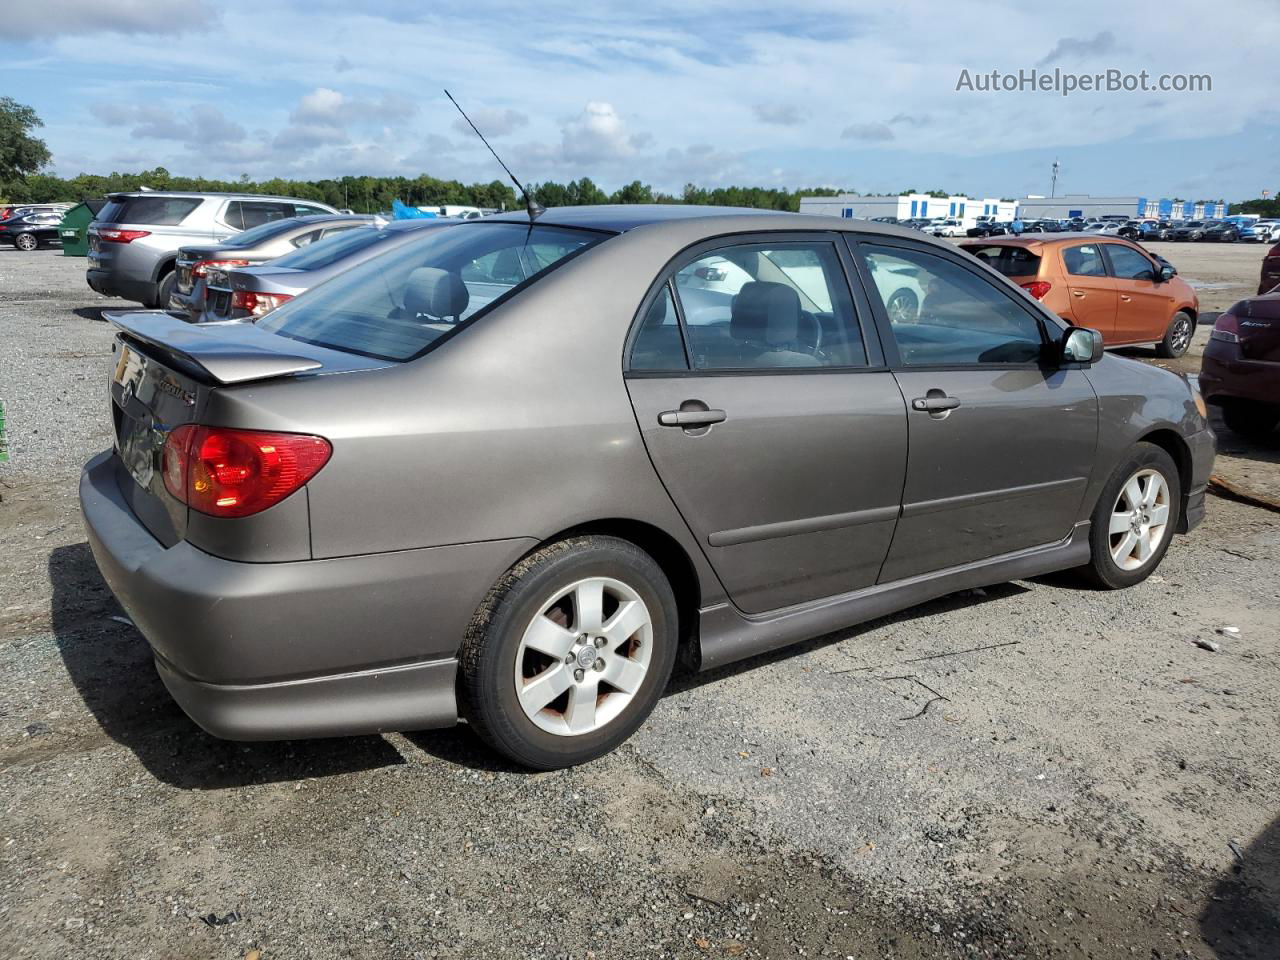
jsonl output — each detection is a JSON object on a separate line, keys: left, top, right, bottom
{"left": 1235, "top": 295, "right": 1280, "bottom": 362}
{"left": 105, "top": 310, "right": 389, "bottom": 544}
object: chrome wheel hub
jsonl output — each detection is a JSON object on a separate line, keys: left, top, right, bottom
{"left": 515, "top": 576, "right": 653, "bottom": 737}
{"left": 1108, "top": 468, "right": 1171, "bottom": 571}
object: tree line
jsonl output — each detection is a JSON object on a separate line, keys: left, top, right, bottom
{"left": 3, "top": 167, "right": 850, "bottom": 214}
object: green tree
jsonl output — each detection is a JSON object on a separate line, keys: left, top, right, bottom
{"left": 0, "top": 98, "right": 52, "bottom": 188}
{"left": 610, "top": 180, "right": 654, "bottom": 204}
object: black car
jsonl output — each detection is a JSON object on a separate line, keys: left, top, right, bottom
{"left": 0, "top": 212, "right": 63, "bottom": 251}
{"left": 1201, "top": 222, "right": 1240, "bottom": 242}
{"left": 1171, "top": 220, "right": 1211, "bottom": 241}
{"left": 966, "top": 222, "right": 1008, "bottom": 238}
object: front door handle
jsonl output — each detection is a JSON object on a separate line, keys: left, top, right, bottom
{"left": 1072, "top": 290, "right": 1087, "bottom": 298}
{"left": 911, "top": 395, "right": 961, "bottom": 413}
{"left": 1119, "top": 294, "right": 1132, "bottom": 302}
{"left": 658, "top": 408, "right": 726, "bottom": 427}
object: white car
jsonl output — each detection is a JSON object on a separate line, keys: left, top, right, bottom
{"left": 929, "top": 218, "right": 967, "bottom": 238}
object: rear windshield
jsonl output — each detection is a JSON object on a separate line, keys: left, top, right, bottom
{"left": 221, "top": 217, "right": 311, "bottom": 247}
{"left": 963, "top": 245, "right": 1042, "bottom": 278}
{"left": 269, "top": 223, "right": 386, "bottom": 269}
{"left": 97, "top": 196, "right": 201, "bottom": 226}
{"left": 257, "top": 222, "right": 606, "bottom": 362}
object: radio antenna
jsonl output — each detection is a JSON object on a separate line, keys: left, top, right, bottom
{"left": 445, "top": 89, "right": 544, "bottom": 221}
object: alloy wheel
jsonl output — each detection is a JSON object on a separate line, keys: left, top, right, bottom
{"left": 15, "top": 233, "right": 37, "bottom": 251}
{"left": 1170, "top": 316, "right": 1192, "bottom": 353}
{"left": 1108, "top": 468, "right": 1171, "bottom": 571}
{"left": 514, "top": 576, "right": 653, "bottom": 736}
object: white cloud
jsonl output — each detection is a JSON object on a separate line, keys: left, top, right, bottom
{"left": 560, "top": 102, "right": 642, "bottom": 164}
{"left": 5, "top": 0, "right": 214, "bottom": 39}
{"left": 451, "top": 107, "right": 529, "bottom": 139}
{"left": 753, "top": 103, "right": 806, "bottom": 126}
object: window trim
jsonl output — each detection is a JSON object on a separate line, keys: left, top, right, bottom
{"left": 621, "top": 231, "right": 886, "bottom": 377}
{"left": 847, "top": 235, "right": 1067, "bottom": 372}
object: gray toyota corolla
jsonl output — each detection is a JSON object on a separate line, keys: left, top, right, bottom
{"left": 80, "top": 205, "right": 1215, "bottom": 769}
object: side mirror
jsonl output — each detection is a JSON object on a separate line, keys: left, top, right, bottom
{"left": 1062, "top": 326, "right": 1105, "bottom": 365}
{"left": 1158, "top": 263, "right": 1176, "bottom": 282}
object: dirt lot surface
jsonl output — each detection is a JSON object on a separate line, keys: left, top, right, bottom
{"left": 1, "top": 248, "right": 1277, "bottom": 960}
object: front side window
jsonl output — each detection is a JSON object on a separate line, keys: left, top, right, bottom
{"left": 862, "top": 244, "right": 1045, "bottom": 366}
{"left": 1062, "top": 244, "right": 1108, "bottom": 277}
{"left": 670, "top": 242, "right": 866, "bottom": 370}
{"left": 1104, "top": 244, "right": 1156, "bottom": 281}
{"left": 258, "top": 223, "right": 604, "bottom": 362}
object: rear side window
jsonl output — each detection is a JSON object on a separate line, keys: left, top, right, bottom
{"left": 964, "top": 245, "right": 1041, "bottom": 278}
{"left": 1062, "top": 244, "right": 1108, "bottom": 277}
{"left": 225, "top": 200, "right": 296, "bottom": 230}
{"left": 97, "top": 196, "right": 201, "bottom": 225}
{"left": 630, "top": 286, "right": 687, "bottom": 371}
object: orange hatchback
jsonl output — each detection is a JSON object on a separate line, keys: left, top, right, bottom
{"left": 959, "top": 236, "right": 1200, "bottom": 357}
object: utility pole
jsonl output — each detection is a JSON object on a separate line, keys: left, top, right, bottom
{"left": 1050, "top": 158, "right": 1060, "bottom": 198}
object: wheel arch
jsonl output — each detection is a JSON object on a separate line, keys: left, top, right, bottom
{"left": 151, "top": 254, "right": 178, "bottom": 283}
{"left": 530, "top": 518, "right": 703, "bottom": 669}
{"left": 1135, "top": 427, "right": 1195, "bottom": 533}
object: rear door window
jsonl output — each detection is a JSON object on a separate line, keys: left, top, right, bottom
{"left": 1061, "top": 244, "right": 1108, "bottom": 277}
{"left": 224, "top": 200, "right": 295, "bottom": 230}
{"left": 97, "top": 196, "right": 201, "bottom": 225}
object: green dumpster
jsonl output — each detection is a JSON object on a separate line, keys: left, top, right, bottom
{"left": 58, "top": 199, "right": 106, "bottom": 257}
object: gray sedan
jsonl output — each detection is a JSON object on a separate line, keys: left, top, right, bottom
{"left": 171, "top": 214, "right": 374, "bottom": 322}
{"left": 80, "top": 206, "right": 1215, "bottom": 769}
{"left": 201, "top": 218, "right": 456, "bottom": 322}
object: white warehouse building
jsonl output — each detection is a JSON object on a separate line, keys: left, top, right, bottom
{"left": 798, "top": 193, "right": 1018, "bottom": 226}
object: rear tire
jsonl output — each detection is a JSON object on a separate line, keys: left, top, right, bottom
{"left": 460, "top": 535, "right": 679, "bottom": 770}
{"left": 14, "top": 233, "right": 37, "bottom": 252}
{"left": 150, "top": 269, "right": 177, "bottom": 310}
{"left": 1156, "top": 311, "right": 1194, "bottom": 358}
{"left": 1222, "top": 402, "right": 1280, "bottom": 441}
{"left": 1079, "top": 442, "right": 1180, "bottom": 590}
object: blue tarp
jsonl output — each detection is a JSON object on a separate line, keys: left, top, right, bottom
{"left": 392, "top": 199, "right": 437, "bottom": 219}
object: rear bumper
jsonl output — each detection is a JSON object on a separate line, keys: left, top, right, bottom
{"left": 87, "top": 267, "right": 155, "bottom": 303}
{"left": 79, "top": 450, "right": 534, "bottom": 740}
{"left": 1199, "top": 345, "right": 1280, "bottom": 406}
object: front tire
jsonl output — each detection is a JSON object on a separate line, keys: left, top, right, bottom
{"left": 1079, "top": 442, "right": 1181, "bottom": 589}
{"left": 460, "top": 535, "right": 679, "bottom": 770}
{"left": 14, "top": 232, "right": 37, "bottom": 251}
{"left": 1156, "top": 311, "right": 1194, "bottom": 358}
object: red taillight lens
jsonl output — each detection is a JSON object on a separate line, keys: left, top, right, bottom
{"left": 192, "top": 258, "right": 251, "bottom": 278}
{"left": 230, "top": 290, "right": 293, "bottom": 316}
{"left": 161, "top": 426, "right": 331, "bottom": 518}
{"left": 1020, "top": 280, "right": 1053, "bottom": 301}
{"left": 1210, "top": 312, "right": 1241, "bottom": 344}
{"left": 97, "top": 228, "right": 151, "bottom": 244}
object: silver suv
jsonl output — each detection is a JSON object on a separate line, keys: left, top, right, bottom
{"left": 86, "top": 192, "right": 338, "bottom": 307}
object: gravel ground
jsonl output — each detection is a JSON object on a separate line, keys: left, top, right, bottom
{"left": 1, "top": 248, "right": 1278, "bottom": 960}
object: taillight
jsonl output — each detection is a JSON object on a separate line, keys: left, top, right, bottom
{"left": 1210, "top": 312, "right": 1241, "bottom": 344}
{"left": 97, "top": 228, "right": 151, "bottom": 244}
{"left": 230, "top": 290, "right": 294, "bottom": 316}
{"left": 162, "top": 425, "right": 331, "bottom": 518}
{"left": 1020, "top": 280, "right": 1053, "bottom": 300}
{"left": 192, "top": 258, "right": 251, "bottom": 278}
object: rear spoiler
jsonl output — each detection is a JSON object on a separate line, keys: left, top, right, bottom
{"left": 105, "top": 311, "right": 322, "bottom": 385}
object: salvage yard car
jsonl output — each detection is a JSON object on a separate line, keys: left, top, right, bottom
{"left": 0, "top": 210, "right": 64, "bottom": 251}
{"left": 1200, "top": 291, "right": 1280, "bottom": 439}
{"left": 80, "top": 206, "right": 1214, "bottom": 770}
{"left": 87, "top": 191, "right": 338, "bottom": 308}
{"left": 171, "top": 214, "right": 374, "bottom": 322}
{"left": 202, "top": 218, "right": 455, "bottom": 321}
{"left": 960, "top": 235, "right": 1200, "bottom": 357}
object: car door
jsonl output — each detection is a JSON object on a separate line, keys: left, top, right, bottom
{"left": 850, "top": 238, "right": 1098, "bottom": 583}
{"left": 1100, "top": 243, "right": 1174, "bottom": 344}
{"left": 1059, "top": 241, "right": 1118, "bottom": 337}
{"left": 624, "top": 235, "right": 908, "bottom": 615}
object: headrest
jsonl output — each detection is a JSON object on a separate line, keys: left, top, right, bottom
{"left": 404, "top": 267, "right": 469, "bottom": 319}
{"left": 731, "top": 281, "right": 800, "bottom": 346}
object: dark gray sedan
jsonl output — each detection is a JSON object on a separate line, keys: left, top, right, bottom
{"left": 80, "top": 206, "right": 1215, "bottom": 769}
{"left": 201, "top": 218, "right": 455, "bottom": 322}
{"left": 170, "top": 214, "right": 374, "bottom": 322}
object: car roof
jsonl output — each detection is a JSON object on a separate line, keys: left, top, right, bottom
{"left": 959, "top": 233, "right": 1140, "bottom": 249}
{"left": 105, "top": 191, "right": 333, "bottom": 203}
{"left": 482, "top": 203, "right": 922, "bottom": 239}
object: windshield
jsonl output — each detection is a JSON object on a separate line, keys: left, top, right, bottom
{"left": 257, "top": 222, "right": 606, "bottom": 362}
{"left": 269, "top": 224, "right": 383, "bottom": 269}
{"left": 222, "top": 218, "right": 311, "bottom": 247}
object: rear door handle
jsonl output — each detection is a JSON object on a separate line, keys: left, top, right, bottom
{"left": 658, "top": 409, "right": 726, "bottom": 427}
{"left": 911, "top": 395, "right": 961, "bottom": 413}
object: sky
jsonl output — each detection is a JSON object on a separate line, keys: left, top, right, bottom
{"left": 5, "top": 0, "right": 1280, "bottom": 201}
